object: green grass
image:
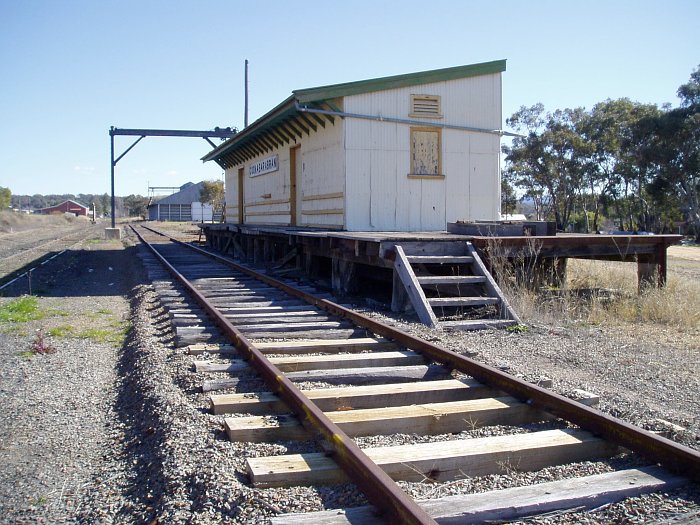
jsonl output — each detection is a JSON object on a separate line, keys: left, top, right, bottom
{"left": 0, "top": 296, "right": 45, "bottom": 323}
{"left": 29, "top": 495, "right": 48, "bottom": 506}
{"left": 76, "top": 328, "right": 113, "bottom": 342}
{"left": 46, "top": 308, "right": 70, "bottom": 317}
{"left": 506, "top": 323, "right": 529, "bottom": 334}
{"left": 48, "top": 325, "right": 74, "bottom": 337}
{"left": 76, "top": 320, "right": 130, "bottom": 345}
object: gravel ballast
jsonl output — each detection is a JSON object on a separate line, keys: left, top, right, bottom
{"left": 0, "top": 222, "right": 698, "bottom": 524}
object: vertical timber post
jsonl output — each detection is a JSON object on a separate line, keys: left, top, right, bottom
{"left": 657, "top": 241, "right": 667, "bottom": 287}
{"left": 244, "top": 59, "right": 249, "bottom": 128}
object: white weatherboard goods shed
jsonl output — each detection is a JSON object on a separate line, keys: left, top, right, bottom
{"left": 203, "top": 60, "right": 506, "bottom": 231}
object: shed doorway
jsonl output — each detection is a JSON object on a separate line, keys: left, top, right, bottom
{"left": 290, "top": 145, "right": 301, "bottom": 226}
{"left": 237, "top": 167, "right": 245, "bottom": 224}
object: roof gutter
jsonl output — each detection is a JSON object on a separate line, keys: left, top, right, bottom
{"left": 295, "top": 102, "right": 523, "bottom": 138}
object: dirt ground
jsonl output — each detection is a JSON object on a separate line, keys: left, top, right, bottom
{"left": 668, "top": 245, "right": 700, "bottom": 282}
{"left": 668, "top": 244, "right": 700, "bottom": 262}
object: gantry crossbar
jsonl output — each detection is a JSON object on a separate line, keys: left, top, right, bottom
{"left": 108, "top": 126, "right": 237, "bottom": 227}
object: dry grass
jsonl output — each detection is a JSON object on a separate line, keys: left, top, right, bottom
{"left": 0, "top": 210, "right": 78, "bottom": 234}
{"left": 566, "top": 259, "right": 700, "bottom": 331}
{"left": 488, "top": 238, "right": 700, "bottom": 333}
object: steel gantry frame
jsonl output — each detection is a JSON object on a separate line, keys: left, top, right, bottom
{"left": 108, "top": 126, "right": 237, "bottom": 227}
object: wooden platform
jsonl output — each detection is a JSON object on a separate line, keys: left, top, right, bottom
{"left": 198, "top": 223, "right": 681, "bottom": 323}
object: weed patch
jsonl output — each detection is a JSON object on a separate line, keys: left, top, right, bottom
{"left": 32, "top": 331, "right": 56, "bottom": 354}
{"left": 76, "top": 320, "right": 130, "bottom": 345}
{"left": 48, "top": 325, "right": 74, "bottom": 337}
{"left": 0, "top": 296, "right": 45, "bottom": 323}
{"left": 485, "top": 239, "right": 700, "bottom": 332}
{"left": 506, "top": 324, "right": 529, "bottom": 334}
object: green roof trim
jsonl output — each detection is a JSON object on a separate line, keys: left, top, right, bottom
{"left": 294, "top": 59, "right": 506, "bottom": 103}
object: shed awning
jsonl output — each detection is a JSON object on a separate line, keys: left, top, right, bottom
{"left": 201, "top": 95, "right": 337, "bottom": 169}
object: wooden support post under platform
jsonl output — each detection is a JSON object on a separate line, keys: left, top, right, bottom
{"left": 332, "top": 258, "right": 358, "bottom": 296}
{"left": 232, "top": 235, "right": 245, "bottom": 260}
{"left": 222, "top": 232, "right": 233, "bottom": 255}
{"left": 536, "top": 257, "right": 568, "bottom": 289}
{"left": 391, "top": 269, "right": 411, "bottom": 312}
{"left": 637, "top": 242, "right": 668, "bottom": 291}
{"left": 637, "top": 258, "right": 659, "bottom": 290}
{"left": 253, "top": 238, "right": 264, "bottom": 265}
{"left": 304, "top": 253, "right": 322, "bottom": 278}
{"left": 263, "top": 238, "right": 271, "bottom": 265}
{"left": 246, "top": 237, "right": 254, "bottom": 263}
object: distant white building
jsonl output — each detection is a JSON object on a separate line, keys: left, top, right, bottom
{"left": 203, "top": 60, "right": 507, "bottom": 231}
{"left": 147, "top": 181, "right": 220, "bottom": 222}
{"left": 501, "top": 213, "right": 528, "bottom": 221}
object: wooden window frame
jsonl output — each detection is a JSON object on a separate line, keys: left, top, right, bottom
{"left": 408, "top": 126, "right": 444, "bottom": 179}
{"left": 409, "top": 94, "right": 443, "bottom": 119}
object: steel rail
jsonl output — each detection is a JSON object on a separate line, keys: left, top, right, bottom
{"left": 132, "top": 226, "right": 438, "bottom": 525}
{"left": 145, "top": 226, "right": 700, "bottom": 483}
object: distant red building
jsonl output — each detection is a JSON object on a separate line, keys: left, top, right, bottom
{"left": 36, "top": 200, "right": 89, "bottom": 217}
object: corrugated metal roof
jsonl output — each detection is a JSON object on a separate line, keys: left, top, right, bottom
{"left": 293, "top": 60, "right": 506, "bottom": 103}
{"left": 149, "top": 181, "right": 205, "bottom": 206}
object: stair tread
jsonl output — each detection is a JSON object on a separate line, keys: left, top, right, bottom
{"left": 406, "top": 255, "right": 474, "bottom": 264}
{"left": 417, "top": 275, "right": 486, "bottom": 284}
{"left": 441, "top": 319, "right": 516, "bottom": 329}
{"left": 428, "top": 296, "right": 500, "bottom": 306}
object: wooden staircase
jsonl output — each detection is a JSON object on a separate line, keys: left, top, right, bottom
{"left": 392, "top": 242, "right": 520, "bottom": 330}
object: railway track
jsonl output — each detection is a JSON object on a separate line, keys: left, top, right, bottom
{"left": 132, "top": 224, "right": 700, "bottom": 524}
{"left": 0, "top": 223, "right": 102, "bottom": 290}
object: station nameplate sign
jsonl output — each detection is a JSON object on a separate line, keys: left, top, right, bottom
{"left": 249, "top": 155, "right": 279, "bottom": 177}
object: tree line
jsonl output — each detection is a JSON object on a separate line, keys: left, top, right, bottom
{"left": 6, "top": 192, "right": 149, "bottom": 218}
{"left": 3, "top": 180, "right": 224, "bottom": 220}
{"left": 503, "top": 65, "right": 700, "bottom": 240}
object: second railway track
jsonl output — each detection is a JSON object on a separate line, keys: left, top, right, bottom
{"left": 0, "top": 222, "right": 102, "bottom": 288}
{"left": 132, "top": 224, "right": 700, "bottom": 524}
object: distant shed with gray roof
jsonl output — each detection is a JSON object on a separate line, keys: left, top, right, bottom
{"left": 147, "top": 181, "right": 220, "bottom": 222}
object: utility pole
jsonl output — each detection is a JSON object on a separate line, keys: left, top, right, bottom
{"left": 110, "top": 127, "right": 116, "bottom": 228}
{"left": 244, "top": 59, "right": 249, "bottom": 128}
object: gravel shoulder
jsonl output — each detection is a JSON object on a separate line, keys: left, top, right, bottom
{"left": 0, "top": 226, "right": 140, "bottom": 523}
{"left": 0, "top": 222, "right": 698, "bottom": 524}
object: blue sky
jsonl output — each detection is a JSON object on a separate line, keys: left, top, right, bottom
{"left": 1, "top": 0, "right": 698, "bottom": 197}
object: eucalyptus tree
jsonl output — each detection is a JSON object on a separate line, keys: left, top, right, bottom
{"left": 645, "top": 65, "right": 700, "bottom": 239}
{"left": 200, "top": 180, "right": 225, "bottom": 223}
{"left": 503, "top": 104, "right": 588, "bottom": 230}
{"left": 582, "top": 99, "right": 662, "bottom": 231}
{"left": 0, "top": 187, "right": 10, "bottom": 209}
